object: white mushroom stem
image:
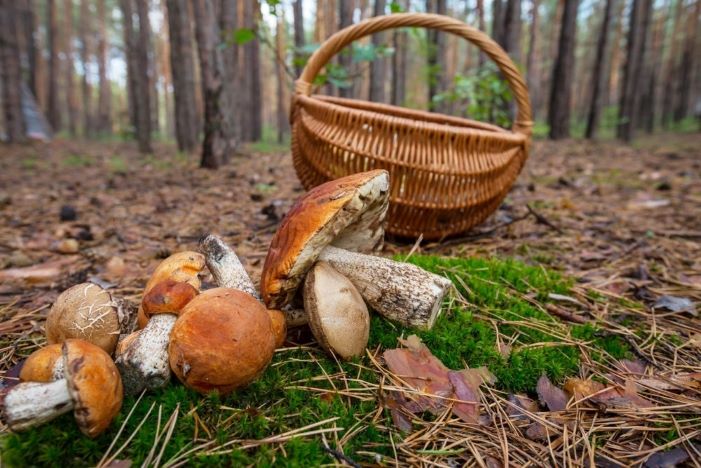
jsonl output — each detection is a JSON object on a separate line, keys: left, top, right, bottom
{"left": 115, "top": 314, "right": 177, "bottom": 395}
{"left": 199, "top": 234, "right": 259, "bottom": 299}
{"left": 318, "top": 246, "right": 452, "bottom": 329}
{"left": 3, "top": 380, "right": 73, "bottom": 431}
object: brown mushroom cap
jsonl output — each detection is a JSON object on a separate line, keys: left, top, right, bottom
{"left": 63, "top": 339, "right": 123, "bottom": 438}
{"left": 303, "top": 262, "right": 370, "bottom": 360}
{"left": 168, "top": 288, "right": 276, "bottom": 395}
{"left": 141, "top": 279, "right": 198, "bottom": 318}
{"left": 46, "top": 283, "right": 120, "bottom": 355}
{"left": 137, "top": 251, "right": 205, "bottom": 328}
{"left": 19, "top": 344, "right": 63, "bottom": 382}
{"left": 268, "top": 310, "right": 287, "bottom": 348}
{"left": 260, "top": 170, "right": 389, "bottom": 309}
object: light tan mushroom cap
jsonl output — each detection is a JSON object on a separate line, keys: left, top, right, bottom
{"left": 137, "top": 251, "right": 205, "bottom": 329}
{"left": 168, "top": 288, "right": 276, "bottom": 395}
{"left": 19, "top": 344, "right": 63, "bottom": 382}
{"left": 261, "top": 170, "right": 389, "bottom": 309}
{"left": 63, "top": 339, "right": 123, "bottom": 438}
{"left": 303, "top": 262, "right": 370, "bottom": 360}
{"left": 46, "top": 283, "right": 120, "bottom": 355}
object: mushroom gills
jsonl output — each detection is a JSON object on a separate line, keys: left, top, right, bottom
{"left": 318, "top": 246, "right": 452, "bottom": 329}
{"left": 3, "top": 380, "right": 74, "bottom": 431}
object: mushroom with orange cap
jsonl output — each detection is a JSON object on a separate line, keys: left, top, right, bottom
{"left": 18, "top": 344, "right": 64, "bottom": 382}
{"left": 260, "top": 170, "right": 452, "bottom": 330}
{"left": 3, "top": 339, "right": 123, "bottom": 438}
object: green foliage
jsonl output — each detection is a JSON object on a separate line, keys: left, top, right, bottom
{"left": 389, "top": 1, "right": 405, "bottom": 13}
{"left": 434, "top": 65, "right": 514, "bottom": 127}
{"left": 62, "top": 153, "right": 94, "bottom": 167}
{"left": 226, "top": 28, "right": 257, "bottom": 46}
{"left": 0, "top": 255, "right": 633, "bottom": 466}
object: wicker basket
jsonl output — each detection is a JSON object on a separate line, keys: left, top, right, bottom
{"left": 290, "top": 13, "right": 532, "bottom": 240}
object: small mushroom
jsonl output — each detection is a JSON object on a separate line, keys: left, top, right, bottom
{"left": 304, "top": 262, "right": 369, "bottom": 359}
{"left": 136, "top": 251, "right": 205, "bottom": 329}
{"left": 46, "top": 283, "right": 122, "bottom": 355}
{"left": 19, "top": 344, "right": 65, "bottom": 382}
{"left": 261, "top": 170, "right": 452, "bottom": 329}
{"left": 116, "top": 280, "right": 198, "bottom": 394}
{"left": 168, "top": 288, "right": 276, "bottom": 395}
{"left": 3, "top": 339, "right": 123, "bottom": 438}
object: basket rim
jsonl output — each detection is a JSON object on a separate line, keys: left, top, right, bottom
{"left": 296, "top": 94, "right": 528, "bottom": 144}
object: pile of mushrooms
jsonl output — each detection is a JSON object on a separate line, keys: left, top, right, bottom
{"left": 260, "top": 170, "right": 452, "bottom": 360}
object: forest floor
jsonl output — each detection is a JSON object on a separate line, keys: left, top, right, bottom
{"left": 0, "top": 133, "right": 700, "bottom": 466}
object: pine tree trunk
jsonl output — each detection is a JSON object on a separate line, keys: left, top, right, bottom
{"left": 426, "top": 0, "right": 448, "bottom": 113}
{"left": 165, "top": 0, "right": 199, "bottom": 151}
{"left": 134, "top": 0, "right": 153, "bottom": 152}
{"left": 292, "top": 0, "right": 305, "bottom": 78}
{"left": 62, "top": 0, "right": 78, "bottom": 136}
{"left": 275, "top": 10, "right": 288, "bottom": 143}
{"left": 96, "top": 0, "right": 111, "bottom": 134}
{"left": 192, "top": 0, "right": 232, "bottom": 168}
{"left": 502, "top": 0, "right": 522, "bottom": 64}
{"left": 119, "top": 0, "right": 139, "bottom": 135}
{"left": 674, "top": 0, "right": 700, "bottom": 121}
{"left": 635, "top": 0, "right": 655, "bottom": 131}
{"left": 219, "top": 0, "right": 240, "bottom": 152}
{"left": 0, "top": 0, "right": 26, "bottom": 142}
{"left": 79, "top": 0, "right": 92, "bottom": 137}
{"left": 492, "top": 0, "right": 504, "bottom": 46}
{"left": 47, "top": 0, "right": 60, "bottom": 131}
{"left": 661, "top": 0, "right": 683, "bottom": 127}
{"left": 526, "top": 0, "right": 540, "bottom": 119}
{"left": 585, "top": 0, "right": 615, "bottom": 139}
{"left": 19, "top": 0, "right": 38, "bottom": 102}
{"left": 338, "top": 0, "right": 355, "bottom": 99}
{"left": 368, "top": 0, "right": 387, "bottom": 103}
{"left": 547, "top": 0, "right": 579, "bottom": 140}
{"left": 391, "top": 0, "right": 408, "bottom": 106}
{"left": 241, "top": 0, "right": 261, "bottom": 141}
{"left": 475, "top": 0, "right": 485, "bottom": 66}
{"left": 617, "top": 0, "right": 650, "bottom": 141}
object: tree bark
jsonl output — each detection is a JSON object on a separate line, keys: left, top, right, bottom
{"left": 492, "top": 0, "right": 504, "bottom": 46}
{"left": 616, "top": 0, "right": 650, "bottom": 141}
{"left": 426, "top": 0, "right": 448, "bottom": 112}
{"left": 240, "top": 0, "right": 261, "bottom": 141}
{"left": 120, "top": 0, "right": 138, "bottom": 133}
{"left": 661, "top": 0, "right": 683, "bottom": 127}
{"left": 79, "top": 0, "right": 92, "bottom": 137}
{"left": 292, "top": 0, "right": 305, "bottom": 78}
{"left": 275, "top": 10, "right": 288, "bottom": 143}
{"left": 585, "top": 0, "right": 615, "bottom": 139}
{"left": 674, "top": 0, "right": 700, "bottom": 121}
{"left": 165, "top": 0, "right": 199, "bottom": 151}
{"left": 502, "top": 0, "right": 522, "bottom": 64}
{"left": 475, "top": 0, "right": 486, "bottom": 66}
{"left": 47, "top": 0, "right": 60, "bottom": 131}
{"left": 547, "top": 0, "right": 579, "bottom": 140}
{"left": 134, "top": 0, "right": 153, "bottom": 152}
{"left": 368, "top": 0, "right": 387, "bottom": 103}
{"left": 525, "top": 0, "right": 539, "bottom": 119}
{"left": 19, "top": 0, "right": 38, "bottom": 101}
{"left": 0, "top": 0, "right": 26, "bottom": 142}
{"left": 391, "top": 0, "right": 408, "bottom": 106}
{"left": 62, "top": 0, "right": 78, "bottom": 136}
{"left": 191, "top": 0, "right": 232, "bottom": 168}
{"left": 338, "top": 0, "right": 355, "bottom": 99}
{"left": 96, "top": 0, "right": 111, "bottom": 134}
{"left": 219, "top": 0, "right": 240, "bottom": 153}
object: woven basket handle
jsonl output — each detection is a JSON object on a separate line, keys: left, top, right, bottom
{"left": 295, "top": 12, "right": 532, "bottom": 135}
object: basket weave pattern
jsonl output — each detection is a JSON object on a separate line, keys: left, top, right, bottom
{"left": 291, "top": 13, "right": 532, "bottom": 240}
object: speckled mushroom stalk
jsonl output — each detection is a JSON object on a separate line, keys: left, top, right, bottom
{"left": 3, "top": 340, "right": 123, "bottom": 438}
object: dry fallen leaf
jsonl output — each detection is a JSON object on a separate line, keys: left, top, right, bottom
{"left": 536, "top": 374, "right": 568, "bottom": 411}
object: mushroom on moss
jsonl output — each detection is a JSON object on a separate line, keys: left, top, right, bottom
{"left": 261, "top": 170, "right": 452, "bottom": 330}
{"left": 46, "top": 283, "right": 123, "bottom": 355}
{"left": 3, "top": 339, "right": 123, "bottom": 438}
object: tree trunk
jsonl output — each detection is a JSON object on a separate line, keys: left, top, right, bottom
{"left": 292, "top": 0, "right": 305, "bottom": 78}
{"left": 62, "top": 0, "right": 78, "bottom": 136}
{"left": 120, "top": 0, "right": 138, "bottom": 135}
{"left": 475, "top": 0, "right": 485, "bottom": 66}
{"left": 391, "top": 0, "right": 408, "bottom": 106}
{"left": 47, "top": 0, "right": 60, "bottom": 131}
{"left": 674, "top": 0, "right": 700, "bottom": 121}
{"left": 492, "top": 0, "right": 504, "bottom": 46}
{"left": 0, "top": 0, "right": 26, "bottom": 142}
{"left": 219, "top": 0, "right": 240, "bottom": 152}
{"left": 192, "top": 0, "right": 232, "bottom": 168}
{"left": 96, "top": 0, "right": 111, "bottom": 134}
{"left": 79, "top": 0, "right": 92, "bottom": 137}
{"left": 642, "top": 9, "right": 666, "bottom": 133}
{"left": 165, "top": 0, "right": 198, "bottom": 151}
{"left": 502, "top": 0, "right": 522, "bottom": 64}
{"left": 134, "top": 0, "right": 153, "bottom": 152}
{"left": 240, "top": 0, "right": 261, "bottom": 141}
{"left": 616, "top": 0, "right": 651, "bottom": 141}
{"left": 368, "top": 0, "right": 387, "bottom": 103}
{"left": 158, "top": 0, "right": 174, "bottom": 139}
{"left": 426, "top": 0, "right": 448, "bottom": 112}
{"left": 635, "top": 0, "right": 655, "bottom": 131}
{"left": 275, "top": 10, "right": 288, "bottom": 143}
{"left": 661, "top": 0, "right": 683, "bottom": 127}
{"left": 338, "top": 0, "right": 355, "bottom": 99}
{"left": 547, "top": 0, "right": 579, "bottom": 140}
{"left": 585, "top": 0, "right": 615, "bottom": 139}
{"left": 525, "top": 0, "right": 540, "bottom": 119}
{"left": 19, "top": 0, "right": 38, "bottom": 101}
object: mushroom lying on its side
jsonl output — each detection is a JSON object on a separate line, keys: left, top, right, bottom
{"left": 3, "top": 339, "right": 123, "bottom": 438}
{"left": 116, "top": 279, "right": 198, "bottom": 394}
{"left": 261, "top": 170, "right": 452, "bottom": 330}
{"left": 46, "top": 283, "right": 124, "bottom": 355}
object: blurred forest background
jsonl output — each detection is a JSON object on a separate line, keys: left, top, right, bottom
{"left": 0, "top": 0, "right": 699, "bottom": 168}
